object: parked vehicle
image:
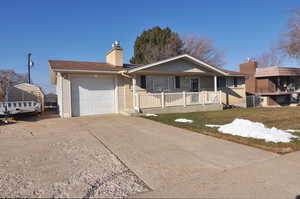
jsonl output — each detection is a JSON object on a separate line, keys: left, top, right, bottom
{"left": 0, "top": 101, "right": 41, "bottom": 117}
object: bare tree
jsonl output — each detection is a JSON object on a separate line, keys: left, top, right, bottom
{"left": 0, "top": 70, "right": 28, "bottom": 101}
{"left": 256, "top": 48, "right": 284, "bottom": 67}
{"left": 181, "top": 34, "right": 225, "bottom": 68}
{"left": 280, "top": 9, "right": 300, "bottom": 60}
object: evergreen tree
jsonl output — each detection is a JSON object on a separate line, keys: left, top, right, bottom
{"left": 130, "top": 26, "right": 183, "bottom": 64}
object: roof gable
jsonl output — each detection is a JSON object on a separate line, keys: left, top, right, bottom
{"left": 127, "top": 54, "right": 228, "bottom": 75}
{"left": 142, "top": 59, "right": 208, "bottom": 73}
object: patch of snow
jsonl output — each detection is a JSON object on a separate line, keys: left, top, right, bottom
{"left": 206, "top": 119, "right": 298, "bottom": 143}
{"left": 205, "top": 124, "right": 222, "bottom": 128}
{"left": 286, "top": 129, "right": 300, "bottom": 133}
{"left": 145, "top": 114, "right": 158, "bottom": 117}
{"left": 175, "top": 118, "right": 193, "bottom": 123}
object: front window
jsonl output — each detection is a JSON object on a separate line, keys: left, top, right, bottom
{"left": 217, "top": 77, "right": 226, "bottom": 88}
{"left": 226, "top": 77, "right": 243, "bottom": 88}
{"left": 145, "top": 76, "right": 175, "bottom": 92}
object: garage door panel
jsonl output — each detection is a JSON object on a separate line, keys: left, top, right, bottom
{"left": 71, "top": 77, "right": 115, "bottom": 116}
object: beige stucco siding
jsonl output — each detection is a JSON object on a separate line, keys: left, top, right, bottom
{"left": 123, "top": 77, "right": 134, "bottom": 111}
{"left": 56, "top": 73, "right": 72, "bottom": 118}
{"left": 117, "top": 76, "right": 129, "bottom": 112}
{"left": 221, "top": 83, "right": 246, "bottom": 105}
{"left": 106, "top": 48, "right": 123, "bottom": 66}
{"left": 56, "top": 72, "right": 63, "bottom": 117}
{"left": 62, "top": 74, "right": 72, "bottom": 117}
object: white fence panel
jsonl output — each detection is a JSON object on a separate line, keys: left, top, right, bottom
{"left": 165, "top": 93, "right": 184, "bottom": 107}
{"left": 136, "top": 91, "right": 221, "bottom": 109}
{"left": 206, "top": 91, "right": 220, "bottom": 104}
{"left": 138, "top": 93, "right": 162, "bottom": 108}
{"left": 186, "top": 92, "right": 204, "bottom": 105}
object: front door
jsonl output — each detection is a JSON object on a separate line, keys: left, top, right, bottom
{"left": 191, "top": 79, "right": 199, "bottom": 92}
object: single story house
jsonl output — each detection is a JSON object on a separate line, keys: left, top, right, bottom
{"left": 49, "top": 42, "right": 246, "bottom": 118}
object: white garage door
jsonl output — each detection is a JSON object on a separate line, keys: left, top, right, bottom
{"left": 71, "top": 77, "right": 115, "bottom": 116}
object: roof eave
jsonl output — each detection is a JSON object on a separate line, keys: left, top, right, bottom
{"left": 226, "top": 73, "right": 247, "bottom": 77}
{"left": 52, "top": 69, "right": 124, "bottom": 73}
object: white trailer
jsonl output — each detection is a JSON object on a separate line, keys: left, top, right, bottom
{"left": 0, "top": 101, "right": 41, "bottom": 116}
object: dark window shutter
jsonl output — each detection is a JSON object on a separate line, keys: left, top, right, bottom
{"left": 141, "top": 75, "right": 146, "bottom": 89}
{"left": 234, "top": 77, "right": 238, "bottom": 87}
{"left": 175, "top": 76, "right": 180, "bottom": 89}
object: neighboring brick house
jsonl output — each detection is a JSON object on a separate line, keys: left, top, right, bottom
{"left": 239, "top": 60, "right": 300, "bottom": 107}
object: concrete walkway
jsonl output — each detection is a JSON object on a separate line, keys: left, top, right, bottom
{"left": 79, "top": 115, "right": 278, "bottom": 192}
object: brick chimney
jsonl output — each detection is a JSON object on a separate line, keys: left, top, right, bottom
{"left": 239, "top": 59, "right": 257, "bottom": 75}
{"left": 106, "top": 41, "right": 123, "bottom": 67}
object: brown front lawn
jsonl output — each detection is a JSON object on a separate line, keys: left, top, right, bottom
{"left": 143, "top": 107, "right": 300, "bottom": 154}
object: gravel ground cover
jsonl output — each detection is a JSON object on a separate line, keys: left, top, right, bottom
{"left": 0, "top": 116, "right": 149, "bottom": 198}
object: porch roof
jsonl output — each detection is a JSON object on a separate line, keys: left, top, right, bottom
{"left": 126, "top": 54, "right": 230, "bottom": 76}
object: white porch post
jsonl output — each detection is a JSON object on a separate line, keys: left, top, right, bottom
{"left": 132, "top": 75, "right": 137, "bottom": 110}
{"left": 161, "top": 92, "right": 165, "bottom": 108}
{"left": 183, "top": 91, "right": 186, "bottom": 107}
{"left": 214, "top": 76, "right": 218, "bottom": 93}
{"left": 136, "top": 93, "right": 140, "bottom": 110}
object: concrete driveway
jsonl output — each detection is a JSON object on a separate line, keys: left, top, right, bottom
{"left": 0, "top": 116, "right": 149, "bottom": 198}
{"left": 79, "top": 115, "right": 278, "bottom": 191}
{"left": 139, "top": 151, "right": 300, "bottom": 199}
{"left": 4, "top": 114, "right": 299, "bottom": 198}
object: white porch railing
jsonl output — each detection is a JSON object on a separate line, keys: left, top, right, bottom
{"left": 135, "top": 91, "right": 222, "bottom": 109}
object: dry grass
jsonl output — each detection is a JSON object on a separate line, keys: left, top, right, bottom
{"left": 144, "top": 107, "right": 300, "bottom": 153}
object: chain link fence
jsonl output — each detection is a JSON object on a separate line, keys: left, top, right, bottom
{"left": 246, "top": 95, "right": 263, "bottom": 108}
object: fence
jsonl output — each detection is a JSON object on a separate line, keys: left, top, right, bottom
{"left": 135, "top": 91, "right": 221, "bottom": 109}
{"left": 246, "top": 95, "right": 262, "bottom": 108}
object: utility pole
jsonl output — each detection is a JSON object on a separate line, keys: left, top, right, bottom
{"left": 27, "top": 53, "right": 32, "bottom": 84}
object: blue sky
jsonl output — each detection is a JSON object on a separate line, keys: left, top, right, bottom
{"left": 0, "top": 0, "right": 299, "bottom": 93}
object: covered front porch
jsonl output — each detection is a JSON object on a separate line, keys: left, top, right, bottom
{"left": 127, "top": 55, "right": 225, "bottom": 113}
{"left": 134, "top": 90, "right": 222, "bottom": 113}
{"left": 131, "top": 74, "right": 222, "bottom": 112}
{"left": 119, "top": 54, "right": 245, "bottom": 114}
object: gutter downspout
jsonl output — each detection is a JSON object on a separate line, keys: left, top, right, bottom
{"left": 120, "top": 70, "right": 132, "bottom": 78}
